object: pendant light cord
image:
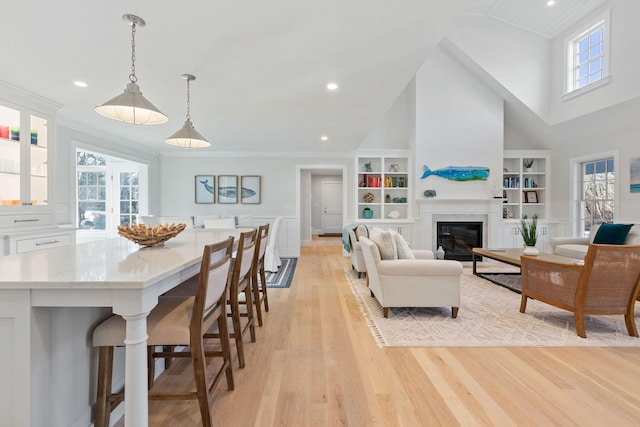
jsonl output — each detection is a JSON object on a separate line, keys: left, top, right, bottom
{"left": 186, "top": 78, "right": 191, "bottom": 120}
{"left": 129, "top": 21, "right": 138, "bottom": 83}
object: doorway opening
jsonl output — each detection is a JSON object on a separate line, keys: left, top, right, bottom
{"left": 297, "top": 165, "right": 347, "bottom": 247}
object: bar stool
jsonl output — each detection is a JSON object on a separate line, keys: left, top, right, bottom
{"left": 251, "top": 224, "right": 270, "bottom": 325}
{"left": 92, "top": 237, "right": 235, "bottom": 427}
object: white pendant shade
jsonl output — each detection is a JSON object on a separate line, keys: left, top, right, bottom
{"left": 165, "top": 119, "right": 210, "bottom": 148}
{"left": 96, "top": 82, "right": 168, "bottom": 125}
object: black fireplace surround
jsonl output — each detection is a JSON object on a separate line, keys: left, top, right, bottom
{"left": 436, "top": 221, "right": 483, "bottom": 261}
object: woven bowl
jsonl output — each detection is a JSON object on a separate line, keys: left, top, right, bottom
{"left": 117, "top": 223, "right": 187, "bottom": 247}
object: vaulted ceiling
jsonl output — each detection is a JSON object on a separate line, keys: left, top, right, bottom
{"left": 2, "top": 1, "right": 607, "bottom": 153}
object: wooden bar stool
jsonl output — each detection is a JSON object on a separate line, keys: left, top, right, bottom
{"left": 92, "top": 237, "right": 235, "bottom": 427}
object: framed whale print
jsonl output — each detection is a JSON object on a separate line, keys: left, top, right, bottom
{"left": 195, "top": 175, "right": 215, "bottom": 204}
{"left": 217, "top": 175, "right": 238, "bottom": 204}
{"left": 241, "top": 176, "right": 261, "bottom": 204}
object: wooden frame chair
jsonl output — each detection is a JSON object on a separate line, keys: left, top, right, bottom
{"left": 224, "top": 229, "right": 258, "bottom": 368}
{"left": 251, "top": 224, "right": 270, "bottom": 326}
{"left": 520, "top": 244, "right": 640, "bottom": 338}
{"left": 92, "top": 237, "right": 235, "bottom": 427}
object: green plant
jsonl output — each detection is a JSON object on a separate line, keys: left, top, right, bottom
{"left": 518, "top": 214, "right": 538, "bottom": 246}
{"left": 523, "top": 158, "right": 534, "bottom": 168}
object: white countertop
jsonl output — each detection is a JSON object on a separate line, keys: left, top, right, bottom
{"left": 0, "top": 228, "right": 241, "bottom": 289}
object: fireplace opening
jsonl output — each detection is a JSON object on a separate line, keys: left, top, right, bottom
{"left": 436, "top": 221, "right": 483, "bottom": 261}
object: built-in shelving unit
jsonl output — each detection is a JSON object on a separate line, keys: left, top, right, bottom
{"left": 502, "top": 150, "right": 550, "bottom": 220}
{"left": 355, "top": 154, "right": 411, "bottom": 221}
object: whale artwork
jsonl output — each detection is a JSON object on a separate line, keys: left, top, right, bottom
{"left": 199, "top": 179, "right": 214, "bottom": 194}
{"left": 218, "top": 186, "right": 256, "bottom": 199}
{"left": 199, "top": 180, "right": 255, "bottom": 198}
{"left": 420, "top": 164, "right": 490, "bottom": 181}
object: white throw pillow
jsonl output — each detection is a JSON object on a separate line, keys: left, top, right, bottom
{"left": 369, "top": 227, "right": 397, "bottom": 260}
{"left": 390, "top": 230, "right": 415, "bottom": 260}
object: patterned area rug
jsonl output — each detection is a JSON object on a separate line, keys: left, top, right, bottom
{"left": 265, "top": 258, "right": 297, "bottom": 288}
{"left": 345, "top": 268, "right": 640, "bottom": 347}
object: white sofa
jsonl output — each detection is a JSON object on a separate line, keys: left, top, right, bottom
{"left": 550, "top": 223, "right": 640, "bottom": 259}
{"left": 359, "top": 236, "right": 463, "bottom": 318}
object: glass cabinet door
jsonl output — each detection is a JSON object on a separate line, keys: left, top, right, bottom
{"left": 0, "top": 105, "right": 48, "bottom": 207}
{"left": 29, "top": 114, "right": 48, "bottom": 206}
{"left": 0, "top": 105, "right": 21, "bottom": 206}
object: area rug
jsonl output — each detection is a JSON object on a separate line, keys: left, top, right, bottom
{"left": 345, "top": 268, "right": 640, "bottom": 348}
{"left": 475, "top": 273, "right": 522, "bottom": 293}
{"left": 265, "top": 258, "right": 297, "bottom": 288}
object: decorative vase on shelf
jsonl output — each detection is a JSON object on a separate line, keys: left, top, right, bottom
{"left": 523, "top": 246, "right": 539, "bottom": 256}
{"left": 436, "top": 246, "right": 445, "bottom": 260}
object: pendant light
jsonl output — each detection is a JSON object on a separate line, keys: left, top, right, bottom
{"left": 165, "top": 74, "right": 211, "bottom": 148}
{"left": 95, "top": 14, "right": 168, "bottom": 125}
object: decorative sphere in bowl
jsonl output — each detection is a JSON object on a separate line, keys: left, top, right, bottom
{"left": 117, "top": 223, "right": 187, "bottom": 247}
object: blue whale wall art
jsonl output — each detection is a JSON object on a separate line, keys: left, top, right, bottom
{"left": 198, "top": 180, "right": 256, "bottom": 198}
{"left": 218, "top": 186, "right": 256, "bottom": 199}
{"left": 199, "top": 179, "right": 214, "bottom": 194}
{"left": 420, "top": 164, "right": 490, "bottom": 181}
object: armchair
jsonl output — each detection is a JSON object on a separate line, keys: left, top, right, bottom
{"left": 348, "top": 229, "right": 366, "bottom": 278}
{"left": 520, "top": 244, "right": 640, "bottom": 338}
{"left": 358, "top": 236, "right": 462, "bottom": 318}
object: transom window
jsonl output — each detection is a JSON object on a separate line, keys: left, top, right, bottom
{"left": 564, "top": 11, "right": 610, "bottom": 97}
{"left": 580, "top": 158, "right": 614, "bottom": 236}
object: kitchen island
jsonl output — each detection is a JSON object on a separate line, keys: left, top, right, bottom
{"left": 0, "top": 228, "right": 241, "bottom": 427}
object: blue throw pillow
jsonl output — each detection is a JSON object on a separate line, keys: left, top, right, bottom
{"left": 593, "top": 223, "right": 634, "bottom": 245}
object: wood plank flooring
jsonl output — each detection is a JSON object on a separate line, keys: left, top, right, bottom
{"left": 119, "top": 239, "right": 640, "bottom": 426}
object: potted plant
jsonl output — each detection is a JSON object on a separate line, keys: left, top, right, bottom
{"left": 523, "top": 158, "right": 534, "bottom": 171}
{"left": 519, "top": 214, "right": 538, "bottom": 255}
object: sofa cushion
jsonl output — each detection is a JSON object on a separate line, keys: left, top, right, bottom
{"left": 390, "top": 230, "right": 415, "bottom": 260}
{"left": 355, "top": 224, "right": 369, "bottom": 240}
{"left": 593, "top": 223, "right": 634, "bottom": 245}
{"left": 554, "top": 244, "right": 589, "bottom": 259}
{"left": 369, "top": 227, "right": 397, "bottom": 260}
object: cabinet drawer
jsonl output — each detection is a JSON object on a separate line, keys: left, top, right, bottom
{"left": 15, "top": 233, "right": 72, "bottom": 254}
{"left": 0, "top": 213, "right": 53, "bottom": 228}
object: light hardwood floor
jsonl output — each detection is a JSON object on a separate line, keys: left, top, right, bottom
{"left": 122, "top": 238, "right": 640, "bottom": 426}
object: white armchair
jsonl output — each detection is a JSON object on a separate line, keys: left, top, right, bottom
{"left": 348, "top": 229, "right": 366, "bottom": 278}
{"left": 359, "top": 236, "right": 463, "bottom": 318}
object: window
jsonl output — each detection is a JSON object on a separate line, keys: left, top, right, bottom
{"left": 580, "top": 158, "right": 614, "bottom": 236}
{"left": 564, "top": 11, "right": 610, "bottom": 97}
{"left": 75, "top": 148, "right": 148, "bottom": 239}
{"left": 77, "top": 151, "right": 107, "bottom": 230}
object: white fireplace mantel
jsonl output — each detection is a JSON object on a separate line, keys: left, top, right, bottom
{"left": 418, "top": 198, "right": 503, "bottom": 251}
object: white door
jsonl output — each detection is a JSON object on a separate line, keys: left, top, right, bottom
{"left": 322, "top": 181, "right": 342, "bottom": 234}
{"left": 112, "top": 163, "right": 148, "bottom": 235}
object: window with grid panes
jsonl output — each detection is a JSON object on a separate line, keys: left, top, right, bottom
{"left": 580, "top": 158, "right": 614, "bottom": 237}
{"left": 565, "top": 11, "right": 610, "bottom": 96}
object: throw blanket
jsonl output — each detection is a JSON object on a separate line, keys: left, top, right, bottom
{"left": 342, "top": 223, "right": 359, "bottom": 252}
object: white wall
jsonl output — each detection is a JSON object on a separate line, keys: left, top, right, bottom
{"left": 549, "top": 0, "right": 640, "bottom": 124}
{"left": 413, "top": 45, "right": 504, "bottom": 201}
{"left": 360, "top": 86, "right": 411, "bottom": 149}
{"left": 447, "top": 15, "right": 551, "bottom": 122}
{"left": 549, "top": 127, "right": 640, "bottom": 223}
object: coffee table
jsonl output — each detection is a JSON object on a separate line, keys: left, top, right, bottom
{"left": 472, "top": 248, "right": 578, "bottom": 292}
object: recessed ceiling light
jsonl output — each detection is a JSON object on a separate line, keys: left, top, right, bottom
{"left": 326, "top": 83, "right": 338, "bottom": 91}
{"left": 74, "top": 81, "right": 88, "bottom": 88}
{"left": 546, "top": 0, "right": 555, "bottom": 6}
{"left": 321, "top": 136, "right": 329, "bottom": 141}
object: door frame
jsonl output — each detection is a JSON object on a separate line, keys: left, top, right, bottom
{"left": 296, "top": 164, "right": 347, "bottom": 247}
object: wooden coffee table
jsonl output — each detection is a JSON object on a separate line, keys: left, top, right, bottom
{"left": 472, "top": 248, "right": 578, "bottom": 292}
